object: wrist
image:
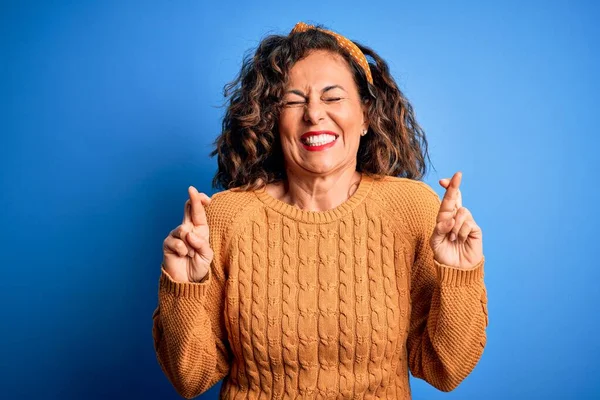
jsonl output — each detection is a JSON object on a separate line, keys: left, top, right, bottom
{"left": 161, "top": 263, "right": 190, "bottom": 284}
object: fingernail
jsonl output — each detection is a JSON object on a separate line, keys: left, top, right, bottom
{"left": 450, "top": 233, "right": 456, "bottom": 241}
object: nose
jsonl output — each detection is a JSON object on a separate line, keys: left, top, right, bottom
{"left": 303, "top": 100, "right": 325, "bottom": 125}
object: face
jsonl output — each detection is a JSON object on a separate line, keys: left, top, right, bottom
{"left": 278, "top": 49, "right": 368, "bottom": 178}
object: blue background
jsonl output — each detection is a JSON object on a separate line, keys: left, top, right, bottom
{"left": 2, "top": 0, "right": 598, "bottom": 398}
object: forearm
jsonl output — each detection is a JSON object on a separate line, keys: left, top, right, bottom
{"left": 409, "top": 257, "right": 488, "bottom": 392}
{"left": 152, "top": 268, "right": 228, "bottom": 399}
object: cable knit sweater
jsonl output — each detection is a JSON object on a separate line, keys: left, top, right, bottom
{"left": 152, "top": 174, "right": 488, "bottom": 399}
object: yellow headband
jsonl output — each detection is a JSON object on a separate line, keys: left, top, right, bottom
{"left": 289, "top": 22, "right": 373, "bottom": 85}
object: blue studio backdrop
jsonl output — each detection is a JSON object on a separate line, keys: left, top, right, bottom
{"left": 2, "top": 1, "right": 599, "bottom": 399}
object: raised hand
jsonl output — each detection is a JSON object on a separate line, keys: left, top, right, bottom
{"left": 430, "top": 172, "right": 484, "bottom": 269}
{"left": 162, "top": 186, "right": 214, "bottom": 283}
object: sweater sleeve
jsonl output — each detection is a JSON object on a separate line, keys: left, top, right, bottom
{"left": 151, "top": 193, "right": 239, "bottom": 399}
{"left": 151, "top": 262, "right": 231, "bottom": 399}
{"left": 406, "top": 189, "right": 488, "bottom": 392}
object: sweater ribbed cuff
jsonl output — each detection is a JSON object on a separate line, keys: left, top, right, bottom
{"left": 159, "top": 266, "right": 211, "bottom": 299}
{"left": 435, "top": 256, "right": 485, "bottom": 287}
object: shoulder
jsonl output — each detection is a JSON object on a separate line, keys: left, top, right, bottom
{"left": 370, "top": 175, "right": 440, "bottom": 208}
{"left": 372, "top": 175, "right": 438, "bottom": 198}
{"left": 206, "top": 188, "right": 258, "bottom": 215}
{"left": 368, "top": 175, "right": 441, "bottom": 235}
{"left": 205, "top": 188, "right": 261, "bottom": 237}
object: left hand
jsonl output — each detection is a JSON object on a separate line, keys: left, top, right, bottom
{"left": 430, "top": 171, "right": 484, "bottom": 269}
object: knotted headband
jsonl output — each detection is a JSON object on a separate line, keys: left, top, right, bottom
{"left": 289, "top": 22, "right": 373, "bottom": 85}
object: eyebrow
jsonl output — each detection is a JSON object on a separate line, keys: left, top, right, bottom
{"left": 285, "top": 85, "right": 347, "bottom": 96}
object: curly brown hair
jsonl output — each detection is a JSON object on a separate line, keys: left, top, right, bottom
{"left": 211, "top": 24, "right": 433, "bottom": 190}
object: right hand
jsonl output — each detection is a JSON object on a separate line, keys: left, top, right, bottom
{"left": 162, "top": 186, "right": 214, "bottom": 283}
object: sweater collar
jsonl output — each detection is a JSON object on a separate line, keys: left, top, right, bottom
{"left": 254, "top": 174, "right": 375, "bottom": 223}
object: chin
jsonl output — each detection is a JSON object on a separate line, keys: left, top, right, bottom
{"left": 301, "top": 163, "right": 339, "bottom": 176}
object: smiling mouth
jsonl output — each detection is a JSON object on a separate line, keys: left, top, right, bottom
{"left": 300, "top": 133, "right": 339, "bottom": 146}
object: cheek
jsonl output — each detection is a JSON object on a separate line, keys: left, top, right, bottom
{"left": 279, "top": 135, "right": 295, "bottom": 152}
{"left": 278, "top": 112, "right": 298, "bottom": 138}
{"left": 334, "top": 105, "right": 363, "bottom": 131}
{"left": 338, "top": 118, "right": 362, "bottom": 143}
{"left": 278, "top": 131, "right": 300, "bottom": 161}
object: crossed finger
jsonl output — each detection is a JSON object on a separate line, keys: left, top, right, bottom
{"left": 437, "top": 172, "right": 462, "bottom": 222}
{"left": 188, "top": 186, "right": 211, "bottom": 227}
{"left": 182, "top": 199, "right": 192, "bottom": 225}
{"left": 449, "top": 207, "right": 474, "bottom": 242}
{"left": 439, "top": 179, "right": 462, "bottom": 212}
{"left": 170, "top": 225, "right": 196, "bottom": 257}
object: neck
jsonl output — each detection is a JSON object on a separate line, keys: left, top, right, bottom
{"left": 279, "top": 168, "right": 362, "bottom": 212}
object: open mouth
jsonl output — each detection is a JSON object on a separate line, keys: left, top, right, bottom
{"left": 300, "top": 133, "right": 339, "bottom": 147}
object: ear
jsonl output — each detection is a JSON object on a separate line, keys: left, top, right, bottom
{"left": 361, "top": 100, "right": 370, "bottom": 131}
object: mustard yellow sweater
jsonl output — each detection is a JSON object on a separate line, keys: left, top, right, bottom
{"left": 152, "top": 175, "right": 488, "bottom": 399}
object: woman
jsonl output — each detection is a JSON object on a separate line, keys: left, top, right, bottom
{"left": 152, "top": 22, "right": 488, "bottom": 399}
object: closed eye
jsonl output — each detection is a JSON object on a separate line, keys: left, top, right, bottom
{"left": 282, "top": 98, "right": 342, "bottom": 107}
{"left": 283, "top": 101, "right": 305, "bottom": 107}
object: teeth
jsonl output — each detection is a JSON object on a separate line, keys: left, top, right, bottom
{"left": 302, "top": 134, "right": 337, "bottom": 146}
